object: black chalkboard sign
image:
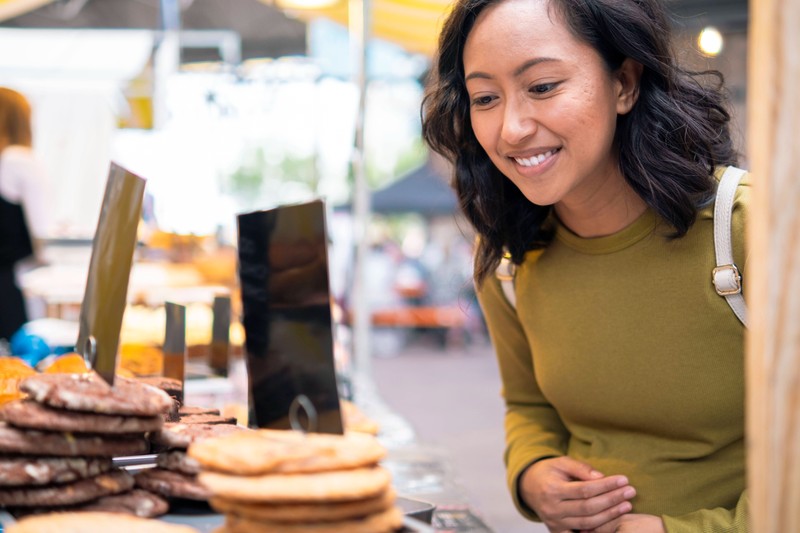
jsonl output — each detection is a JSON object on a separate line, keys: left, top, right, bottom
{"left": 237, "top": 200, "right": 343, "bottom": 434}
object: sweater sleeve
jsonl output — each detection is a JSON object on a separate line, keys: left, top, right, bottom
{"left": 661, "top": 490, "right": 748, "bottom": 532}
{"left": 476, "top": 272, "right": 569, "bottom": 521}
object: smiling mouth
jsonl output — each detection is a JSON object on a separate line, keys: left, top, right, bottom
{"left": 513, "top": 148, "right": 560, "bottom": 167}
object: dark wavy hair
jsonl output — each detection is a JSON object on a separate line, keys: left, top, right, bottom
{"left": 421, "top": 0, "right": 738, "bottom": 284}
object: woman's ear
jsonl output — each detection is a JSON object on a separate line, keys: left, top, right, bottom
{"left": 615, "top": 58, "right": 643, "bottom": 115}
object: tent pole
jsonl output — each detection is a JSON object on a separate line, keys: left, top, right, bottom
{"left": 349, "top": 0, "right": 372, "bottom": 380}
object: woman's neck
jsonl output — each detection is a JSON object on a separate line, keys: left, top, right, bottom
{"left": 554, "top": 176, "right": 648, "bottom": 238}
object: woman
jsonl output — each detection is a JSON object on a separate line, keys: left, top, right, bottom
{"left": 422, "top": 1, "right": 746, "bottom": 532}
{"left": 0, "top": 87, "right": 50, "bottom": 341}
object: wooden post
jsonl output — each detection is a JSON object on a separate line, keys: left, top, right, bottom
{"left": 747, "top": 0, "right": 800, "bottom": 531}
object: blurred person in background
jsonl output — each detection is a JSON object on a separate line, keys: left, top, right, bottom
{"left": 423, "top": 0, "right": 746, "bottom": 532}
{"left": 0, "top": 87, "right": 50, "bottom": 342}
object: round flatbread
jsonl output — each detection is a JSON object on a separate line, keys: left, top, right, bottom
{"left": 0, "top": 469, "right": 134, "bottom": 507}
{"left": 178, "top": 414, "right": 236, "bottom": 425}
{"left": 178, "top": 406, "right": 220, "bottom": 417}
{"left": 224, "top": 506, "right": 403, "bottom": 533}
{"left": 156, "top": 450, "right": 201, "bottom": 475}
{"left": 188, "top": 429, "right": 386, "bottom": 476}
{"left": 0, "top": 456, "right": 112, "bottom": 487}
{"left": 6, "top": 511, "right": 200, "bottom": 533}
{"left": 19, "top": 374, "right": 174, "bottom": 417}
{"left": 134, "top": 467, "right": 211, "bottom": 501}
{"left": 198, "top": 466, "right": 392, "bottom": 503}
{"left": 1, "top": 401, "right": 163, "bottom": 434}
{"left": 151, "top": 423, "right": 249, "bottom": 450}
{"left": 0, "top": 422, "right": 149, "bottom": 457}
{"left": 209, "top": 488, "right": 396, "bottom": 523}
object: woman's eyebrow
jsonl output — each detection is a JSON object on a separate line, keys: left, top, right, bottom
{"left": 465, "top": 57, "right": 561, "bottom": 82}
{"left": 513, "top": 57, "right": 561, "bottom": 77}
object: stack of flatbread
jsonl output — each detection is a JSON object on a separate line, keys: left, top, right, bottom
{"left": 0, "top": 372, "right": 175, "bottom": 518}
{"left": 136, "top": 416, "right": 249, "bottom": 503}
{"left": 189, "top": 429, "right": 403, "bottom": 533}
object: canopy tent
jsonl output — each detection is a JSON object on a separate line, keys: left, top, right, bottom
{"left": 0, "top": 0, "right": 306, "bottom": 61}
{"left": 1, "top": 0, "right": 747, "bottom": 60}
{"left": 371, "top": 157, "right": 456, "bottom": 216}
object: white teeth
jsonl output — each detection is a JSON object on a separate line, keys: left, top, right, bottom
{"left": 514, "top": 149, "right": 557, "bottom": 167}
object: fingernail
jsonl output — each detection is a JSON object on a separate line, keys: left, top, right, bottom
{"left": 616, "top": 476, "right": 629, "bottom": 487}
{"left": 590, "top": 470, "right": 603, "bottom": 479}
{"left": 623, "top": 487, "right": 636, "bottom": 499}
{"left": 620, "top": 502, "right": 632, "bottom": 513}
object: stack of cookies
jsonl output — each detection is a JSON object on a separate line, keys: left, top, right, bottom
{"left": 135, "top": 419, "right": 249, "bottom": 503}
{"left": 0, "top": 372, "right": 174, "bottom": 518}
{"left": 188, "top": 429, "right": 404, "bottom": 533}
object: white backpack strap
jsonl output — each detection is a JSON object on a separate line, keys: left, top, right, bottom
{"left": 496, "top": 251, "right": 517, "bottom": 309}
{"left": 712, "top": 166, "right": 748, "bottom": 327}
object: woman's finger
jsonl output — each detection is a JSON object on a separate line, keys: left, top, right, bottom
{"left": 560, "top": 474, "right": 630, "bottom": 501}
{"left": 560, "top": 501, "right": 631, "bottom": 532}
{"left": 561, "top": 485, "right": 636, "bottom": 517}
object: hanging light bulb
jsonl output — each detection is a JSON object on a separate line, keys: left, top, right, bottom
{"left": 698, "top": 26, "right": 724, "bottom": 57}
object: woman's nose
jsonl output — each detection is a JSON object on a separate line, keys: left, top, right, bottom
{"left": 500, "top": 99, "right": 537, "bottom": 145}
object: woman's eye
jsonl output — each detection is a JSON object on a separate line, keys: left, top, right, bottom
{"left": 530, "top": 83, "right": 557, "bottom": 95}
{"left": 471, "top": 95, "right": 495, "bottom": 107}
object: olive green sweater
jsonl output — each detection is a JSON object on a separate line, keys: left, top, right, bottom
{"left": 477, "top": 174, "right": 749, "bottom": 532}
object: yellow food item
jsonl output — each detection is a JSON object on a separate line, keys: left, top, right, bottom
{"left": 341, "top": 400, "right": 380, "bottom": 436}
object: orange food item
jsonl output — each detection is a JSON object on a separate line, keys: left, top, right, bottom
{"left": 43, "top": 353, "right": 90, "bottom": 374}
{"left": 0, "top": 356, "right": 37, "bottom": 405}
{"left": 119, "top": 343, "right": 163, "bottom": 377}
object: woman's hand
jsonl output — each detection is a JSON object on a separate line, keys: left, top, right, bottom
{"left": 588, "top": 513, "right": 666, "bottom": 533}
{"left": 518, "top": 456, "right": 636, "bottom": 533}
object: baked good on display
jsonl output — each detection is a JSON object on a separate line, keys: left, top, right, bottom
{"left": 191, "top": 429, "right": 403, "bottom": 533}
{"left": 19, "top": 373, "right": 174, "bottom": 417}
{"left": 0, "top": 372, "right": 177, "bottom": 520}
{"left": 188, "top": 429, "right": 387, "bottom": 475}
{"left": 0, "top": 457, "right": 112, "bottom": 487}
{"left": 6, "top": 511, "right": 199, "bottom": 532}
{"left": 0, "top": 400, "right": 163, "bottom": 434}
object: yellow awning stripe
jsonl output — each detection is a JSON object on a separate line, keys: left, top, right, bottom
{"left": 0, "top": 0, "right": 55, "bottom": 21}
{"left": 281, "top": 0, "right": 453, "bottom": 56}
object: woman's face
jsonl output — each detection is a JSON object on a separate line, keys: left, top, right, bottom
{"left": 463, "top": 0, "right": 637, "bottom": 210}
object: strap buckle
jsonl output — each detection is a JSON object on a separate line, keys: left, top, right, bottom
{"left": 712, "top": 264, "right": 742, "bottom": 296}
{"left": 496, "top": 253, "right": 516, "bottom": 282}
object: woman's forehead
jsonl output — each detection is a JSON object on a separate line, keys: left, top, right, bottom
{"left": 463, "top": 0, "right": 588, "bottom": 70}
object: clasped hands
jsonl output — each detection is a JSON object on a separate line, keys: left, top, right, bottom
{"left": 520, "top": 457, "right": 665, "bottom": 533}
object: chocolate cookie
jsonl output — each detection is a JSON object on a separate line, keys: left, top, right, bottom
{"left": 178, "top": 414, "right": 236, "bottom": 426}
{"left": 78, "top": 488, "right": 170, "bottom": 517}
{"left": 20, "top": 374, "right": 174, "bottom": 417}
{"left": 178, "top": 406, "right": 220, "bottom": 417}
{"left": 0, "top": 423, "right": 149, "bottom": 457}
{"left": 134, "top": 467, "right": 210, "bottom": 501}
{"left": 136, "top": 377, "right": 183, "bottom": 405}
{"left": 1, "top": 401, "right": 163, "bottom": 434}
{"left": 156, "top": 450, "right": 200, "bottom": 475}
{"left": 10, "top": 489, "right": 169, "bottom": 519}
{"left": 0, "top": 469, "right": 134, "bottom": 507}
{"left": 151, "top": 423, "right": 248, "bottom": 450}
{"left": 0, "top": 456, "right": 112, "bottom": 487}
